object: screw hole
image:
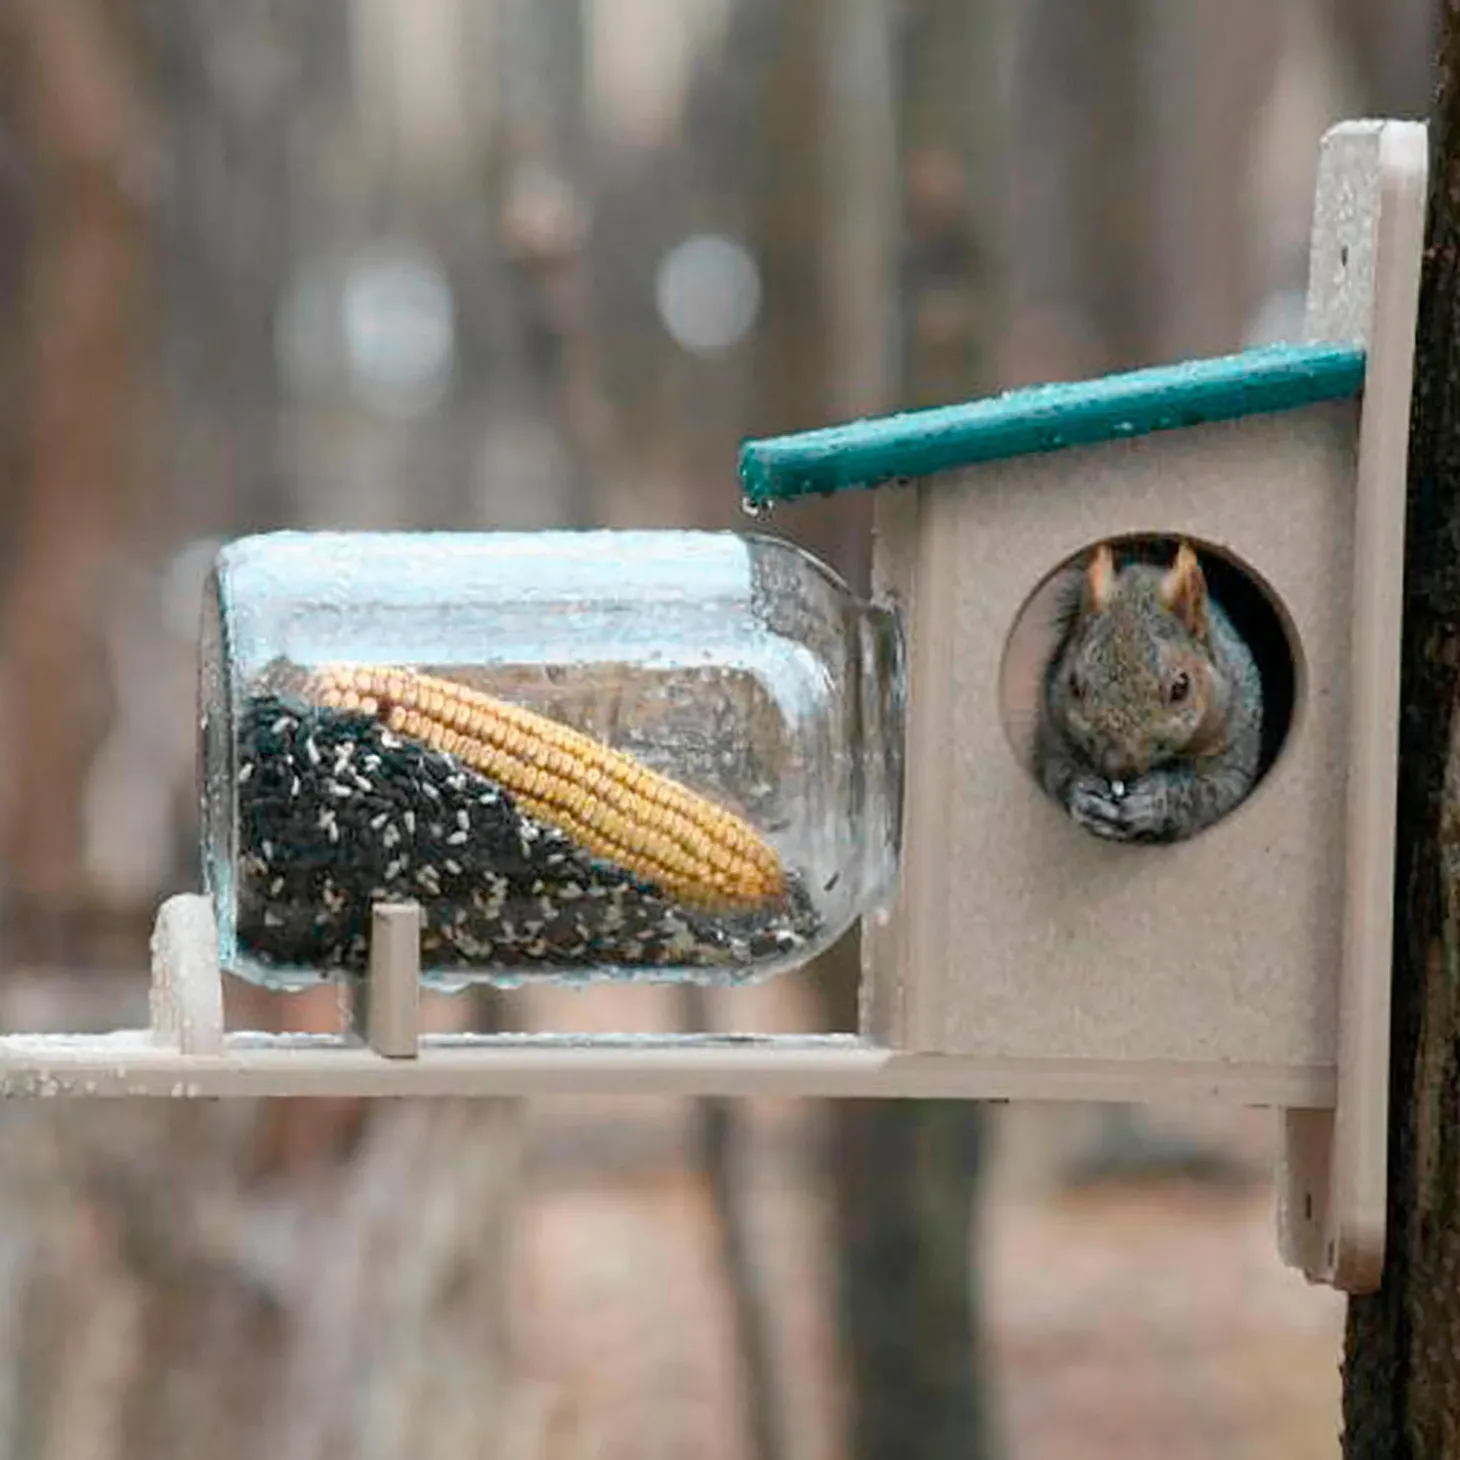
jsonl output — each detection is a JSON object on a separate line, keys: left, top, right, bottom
{"left": 1304, "top": 1193, "right": 1313, "bottom": 1221}
{"left": 1339, "top": 244, "right": 1349, "bottom": 268}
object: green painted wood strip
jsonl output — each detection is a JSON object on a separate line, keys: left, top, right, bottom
{"left": 737, "top": 341, "right": 1365, "bottom": 507}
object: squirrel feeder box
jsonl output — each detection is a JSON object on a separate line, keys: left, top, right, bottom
{"left": 743, "top": 117, "right": 1426, "bottom": 1293}
{"left": 0, "top": 120, "right": 1423, "bottom": 1297}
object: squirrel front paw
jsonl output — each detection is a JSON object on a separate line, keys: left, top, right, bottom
{"left": 1111, "top": 776, "right": 1174, "bottom": 841}
{"left": 1064, "top": 773, "right": 1172, "bottom": 843}
{"left": 1065, "top": 775, "right": 1135, "bottom": 841}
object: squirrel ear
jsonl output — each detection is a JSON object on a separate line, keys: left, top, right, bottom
{"left": 1083, "top": 543, "right": 1116, "bottom": 613}
{"left": 1159, "top": 541, "right": 1209, "bottom": 639}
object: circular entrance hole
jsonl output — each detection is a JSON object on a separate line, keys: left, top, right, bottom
{"left": 998, "top": 533, "right": 1303, "bottom": 840}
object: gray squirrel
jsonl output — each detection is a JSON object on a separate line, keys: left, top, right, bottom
{"left": 1033, "top": 539, "right": 1264, "bottom": 843}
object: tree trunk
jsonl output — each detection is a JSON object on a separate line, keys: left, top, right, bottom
{"left": 1327, "top": 0, "right": 1436, "bottom": 118}
{"left": 1343, "top": 6, "right": 1460, "bottom": 1452}
{"left": 828, "top": 3, "right": 1004, "bottom": 1457}
{"left": 0, "top": 6, "right": 530, "bottom": 1455}
{"left": 0, "top": 0, "right": 147, "bottom": 966}
{"left": 0, "top": 1096, "right": 522, "bottom": 1460}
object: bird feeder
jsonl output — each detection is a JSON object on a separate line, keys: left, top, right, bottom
{"left": 741, "top": 117, "right": 1426, "bottom": 1293}
{"left": 0, "top": 120, "right": 1425, "bottom": 1296}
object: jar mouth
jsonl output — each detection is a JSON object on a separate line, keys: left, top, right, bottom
{"left": 199, "top": 564, "right": 242, "bottom": 968}
{"left": 856, "top": 596, "right": 907, "bottom": 912}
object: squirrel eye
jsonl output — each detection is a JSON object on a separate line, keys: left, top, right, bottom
{"left": 1067, "top": 668, "right": 1085, "bottom": 701}
{"left": 1167, "top": 670, "right": 1191, "bottom": 704}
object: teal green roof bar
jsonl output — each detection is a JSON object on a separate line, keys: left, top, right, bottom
{"left": 737, "top": 341, "right": 1366, "bottom": 508}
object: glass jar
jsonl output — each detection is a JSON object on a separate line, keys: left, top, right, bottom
{"left": 199, "top": 529, "right": 905, "bottom": 990}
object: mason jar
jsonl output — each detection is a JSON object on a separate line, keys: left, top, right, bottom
{"left": 198, "top": 529, "right": 905, "bottom": 990}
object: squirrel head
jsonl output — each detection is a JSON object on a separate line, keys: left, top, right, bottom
{"left": 1046, "top": 540, "right": 1230, "bottom": 781}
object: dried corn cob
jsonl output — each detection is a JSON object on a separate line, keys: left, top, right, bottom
{"left": 302, "top": 664, "right": 785, "bottom": 912}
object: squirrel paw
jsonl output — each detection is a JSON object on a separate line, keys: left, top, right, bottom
{"left": 1066, "top": 774, "right": 1171, "bottom": 843}
{"left": 1066, "top": 777, "right": 1135, "bottom": 840}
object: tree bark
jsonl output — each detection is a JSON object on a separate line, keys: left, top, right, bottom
{"left": 0, "top": 0, "right": 149, "bottom": 966}
{"left": 827, "top": 3, "right": 1003, "bottom": 1457}
{"left": 0, "top": 7, "right": 529, "bottom": 1455}
{"left": 1343, "top": 6, "right": 1460, "bottom": 1453}
{"left": 0, "top": 1096, "right": 522, "bottom": 1460}
{"left": 1327, "top": 0, "right": 1437, "bottom": 119}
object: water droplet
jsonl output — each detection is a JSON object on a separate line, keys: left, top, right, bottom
{"left": 741, "top": 496, "right": 772, "bottom": 521}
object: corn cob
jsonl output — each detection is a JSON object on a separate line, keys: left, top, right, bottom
{"left": 302, "top": 664, "right": 785, "bottom": 912}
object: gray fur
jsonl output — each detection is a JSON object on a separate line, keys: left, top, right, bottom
{"left": 1032, "top": 550, "right": 1264, "bottom": 844}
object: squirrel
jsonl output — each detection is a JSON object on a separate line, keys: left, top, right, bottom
{"left": 1032, "top": 539, "right": 1264, "bottom": 844}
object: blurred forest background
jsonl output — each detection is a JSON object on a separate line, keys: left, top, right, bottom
{"left": 0, "top": 1, "right": 1438, "bottom": 1457}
